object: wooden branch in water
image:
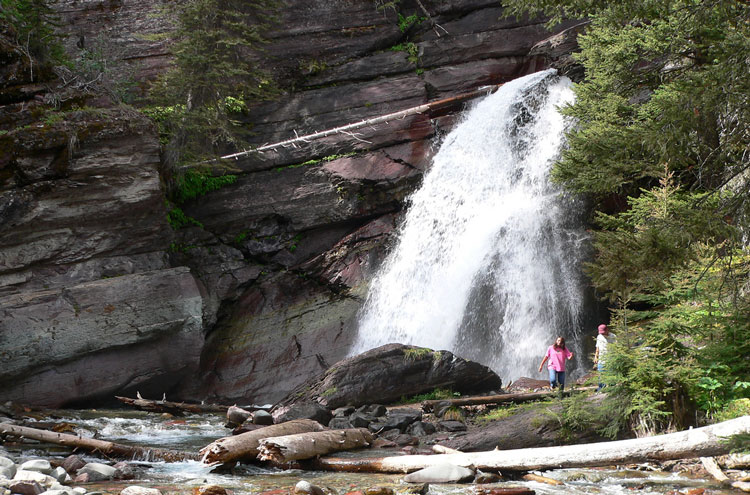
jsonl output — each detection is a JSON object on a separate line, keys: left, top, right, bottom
{"left": 257, "top": 428, "right": 374, "bottom": 463}
{"left": 421, "top": 387, "right": 597, "bottom": 411}
{"left": 199, "top": 419, "right": 326, "bottom": 465}
{"left": 115, "top": 396, "right": 228, "bottom": 416}
{"left": 309, "top": 416, "right": 750, "bottom": 473}
{"left": 0, "top": 423, "right": 198, "bottom": 462}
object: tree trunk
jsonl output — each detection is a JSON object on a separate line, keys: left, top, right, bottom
{"left": 0, "top": 423, "right": 197, "bottom": 462}
{"left": 199, "top": 419, "right": 325, "bottom": 465}
{"left": 115, "top": 396, "right": 228, "bottom": 416}
{"left": 257, "top": 428, "right": 374, "bottom": 463}
{"left": 310, "top": 416, "right": 750, "bottom": 473}
{"left": 421, "top": 388, "right": 596, "bottom": 412}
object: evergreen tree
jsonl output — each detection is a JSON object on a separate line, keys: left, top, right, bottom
{"left": 503, "top": 0, "right": 750, "bottom": 431}
{"left": 150, "top": 0, "right": 278, "bottom": 165}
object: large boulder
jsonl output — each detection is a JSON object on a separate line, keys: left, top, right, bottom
{"left": 272, "top": 343, "right": 502, "bottom": 414}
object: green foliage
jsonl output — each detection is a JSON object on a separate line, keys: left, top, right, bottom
{"left": 502, "top": 0, "right": 750, "bottom": 434}
{"left": 403, "top": 347, "right": 431, "bottom": 361}
{"left": 397, "top": 13, "right": 425, "bottom": 33}
{"left": 398, "top": 388, "right": 458, "bottom": 404}
{"left": 390, "top": 42, "right": 419, "bottom": 64}
{"left": 150, "top": 0, "right": 279, "bottom": 164}
{"left": 173, "top": 169, "right": 238, "bottom": 204}
{"left": 167, "top": 207, "right": 203, "bottom": 230}
{"left": 0, "top": 0, "right": 65, "bottom": 76}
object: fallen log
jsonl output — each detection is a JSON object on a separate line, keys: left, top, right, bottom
{"left": 421, "top": 387, "right": 597, "bottom": 412}
{"left": 309, "top": 416, "right": 750, "bottom": 473}
{"left": 200, "top": 419, "right": 325, "bottom": 465}
{"left": 201, "top": 85, "right": 503, "bottom": 165}
{"left": 115, "top": 396, "right": 228, "bottom": 416}
{"left": 0, "top": 423, "right": 197, "bottom": 462}
{"left": 257, "top": 428, "right": 374, "bottom": 463}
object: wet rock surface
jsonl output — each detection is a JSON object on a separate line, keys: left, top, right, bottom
{"left": 0, "top": 0, "right": 583, "bottom": 407}
{"left": 272, "top": 343, "right": 503, "bottom": 413}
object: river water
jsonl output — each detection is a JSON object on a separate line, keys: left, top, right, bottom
{"left": 3, "top": 410, "right": 734, "bottom": 495}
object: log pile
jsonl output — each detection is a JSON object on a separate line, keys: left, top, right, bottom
{"left": 310, "top": 416, "right": 750, "bottom": 473}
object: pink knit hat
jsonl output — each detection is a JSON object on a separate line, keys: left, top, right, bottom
{"left": 598, "top": 324, "right": 608, "bottom": 334}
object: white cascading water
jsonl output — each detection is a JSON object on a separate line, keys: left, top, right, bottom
{"left": 351, "top": 69, "right": 588, "bottom": 382}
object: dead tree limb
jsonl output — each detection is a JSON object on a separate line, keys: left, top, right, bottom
{"left": 258, "top": 428, "right": 374, "bottom": 463}
{"left": 309, "top": 416, "right": 750, "bottom": 473}
{"left": 200, "top": 419, "right": 325, "bottom": 465}
{"left": 421, "top": 388, "right": 596, "bottom": 411}
{"left": 0, "top": 423, "right": 197, "bottom": 462}
{"left": 115, "top": 396, "right": 229, "bottom": 416}
{"left": 201, "top": 85, "right": 502, "bottom": 165}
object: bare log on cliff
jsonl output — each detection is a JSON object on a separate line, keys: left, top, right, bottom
{"left": 257, "top": 428, "right": 374, "bottom": 463}
{"left": 204, "top": 86, "right": 503, "bottom": 164}
{"left": 309, "top": 416, "right": 750, "bottom": 473}
{"left": 199, "top": 419, "right": 325, "bottom": 465}
{"left": 115, "top": 396, "right": 229, "bottom": 416}
{"left": 0, "top": 423, "right": 197, "bottom": 462}
{"left": 421, "top": 388, "right": 596, "bottom": 412}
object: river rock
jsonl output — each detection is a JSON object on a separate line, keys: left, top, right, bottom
{"left": 274, "top": 402, "right": 332, "bottom": 426}
{"left": 112, "top": 463, "right": 134, "bottom": 481}
{"left": 251, "top": 410, "right": 274, "bottom": 426}
{"left": 76, "top": 463, "right": 116, "bottom": 482}
{"left": 226, "top": 406, "right": 252, "bottom": 426}
{"left": 293, "top": 481, "right": 325, "bottom": 495}
{"left": 12, "top": 471, "right": 56, "bottom": 488}
{"left": 8, "top": 481, "right": 44, "bottom": 495}
{"left": 60, "top": 457, "right": 85, "bottom": 476}
{"left": 39, "top": 490, "right": 74, "bottom": 495}
{"left": 49, "top": 468, "right": 69, "bottom": 484}
{"left": 329, "top": 418, "right": 352, "bottom": 429}
{"left": 120, "top": 488, "right": 162, "bottom": 495}
{"left": 192, "top": 486, "right": 227, "bottom": 495}
{"left": 19, "top": 462, "right": 51, "bottom": 476}
{"left": 407, "top": 421, "right": 437, "bottom": 437}
{"left": 403, "top": 463, "right": 475, "bottom": 483}
{"left": 0, "top": 457, "right": 15, "bottom": 479}
{"left": 384, "top": 408, "right": 422, "bottom": 432}
{"left": 273, "top": 344, "right": 502, "bottom": 414}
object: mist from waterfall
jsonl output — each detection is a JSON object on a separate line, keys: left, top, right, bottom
{"left": 351, "top": 69, "right": 589, "bottom": 382}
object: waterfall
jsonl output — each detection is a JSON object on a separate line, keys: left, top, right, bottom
{"left": 351, "top": 69, "right": 589, "bottom": 382}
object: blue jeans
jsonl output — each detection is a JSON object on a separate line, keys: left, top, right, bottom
{"left": 597, "top": 361, "right": 605, "bottom": 390}
{"left": 548, "top": 368, "right": 566, "bottom": 391}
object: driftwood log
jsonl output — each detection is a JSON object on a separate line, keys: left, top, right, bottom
{"left": 0, "top": 423, "right": 197, "bottom": 462}
{"left": 421, "top": 388, "right": 596, "bottom": 412}
{"left": 310, "top": 416, "right": 750, "bottom": 473}
{"left": 200, "top": 419, "right": 325, "bottom": 465}
{"left": 257, "top": 428, "right": 374, "bottom": 463}
{"left": 115, "top": 396, "right": 228, "bottom": 416}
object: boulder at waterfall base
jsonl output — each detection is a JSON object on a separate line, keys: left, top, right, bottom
{"left": 272, "top": 343, "right": 502, "bottom": 415}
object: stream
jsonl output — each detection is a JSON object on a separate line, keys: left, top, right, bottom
{"left": 2, "top": 410, "right": 737, "bottom": 495}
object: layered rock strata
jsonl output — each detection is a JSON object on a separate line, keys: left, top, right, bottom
{"left": 0, "top": 0, "right": 581, "bottom": 406}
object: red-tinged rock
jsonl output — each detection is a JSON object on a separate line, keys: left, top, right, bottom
{"left": 344, "top": 491, "right": 364, "bottom": 495}
{"left": 192, "top": 485, "right": 229, "bottom": 495}
{"left": 259, "top": 489, "right": 290, "bottom": 495}
{"left": 73, "top": 473, "right": 90, "bottom": 483}
{"left": 685, "top": 489, "right": 705, "bottom": 495}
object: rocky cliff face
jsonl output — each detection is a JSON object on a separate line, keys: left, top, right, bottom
{"left": 0, "top": 0, "right": 581, "bottom": 407}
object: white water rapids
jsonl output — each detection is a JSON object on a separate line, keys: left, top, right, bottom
{"left": 352, "top": 69, "right": 589, "bottom": 382}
